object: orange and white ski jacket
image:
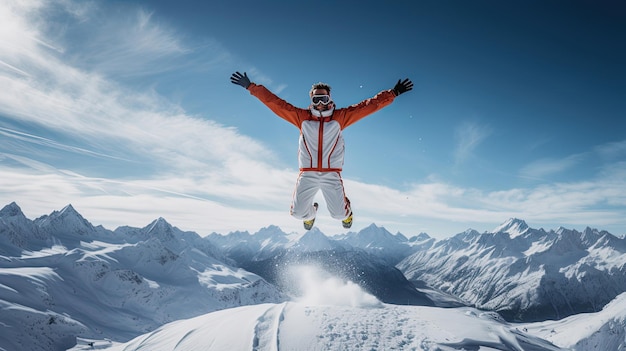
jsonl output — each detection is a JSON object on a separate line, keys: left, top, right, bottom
{"left": 248, "top": 83, "right": 397, "bottom": 172}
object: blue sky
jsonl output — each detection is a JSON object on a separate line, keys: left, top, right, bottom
{"left": 1, "top": 0, "right": 625, "bottom": 238}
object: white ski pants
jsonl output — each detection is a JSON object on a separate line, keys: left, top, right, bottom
{"left": 290, "top": 171, "right": 351, "bottom": 221}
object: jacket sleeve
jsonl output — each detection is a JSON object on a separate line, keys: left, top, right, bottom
{"left": 248, "top": 83, "right": 303, "bottom": 128}
{"left": 335, "top": 90, "right": 397, "bottom": 129}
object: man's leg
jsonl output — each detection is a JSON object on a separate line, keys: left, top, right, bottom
{"left": 290, "top": 172, "right": 320, "bottom": 220}
{"left": 320, "top": 172, "right": 351, "bottom": 220}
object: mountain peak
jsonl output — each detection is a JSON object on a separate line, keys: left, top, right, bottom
{"left": 291, "top": 228, "right": 335, "bottom": 252}
{"left": 48, "top": 204, "right": 87, "bottom": 222}
{"left": 146, "top": 217, "right": 174, "bottom": 235}
{"left": 354, "top": 223, "right": 396, "bottom": 240}
{"left": 492, "top": 218, "right": 529, "bottom": 237}
{"left": 0, "top": 202, "right": 24, "bottom": 217}
{"left": 255, "top": 225, "right": 287, "bottom": 237}
{"left": 33, "top": 204, "right": 97, "bottom": 239}
{"left": 44, "top": 204, "right": 87, "bottom": 223}
{"left": 364, "top": 223, "right": 382, "bottom": 230}
{"left": 410, "top": 232, "right": 431, "bottom": 242}
{"left": 61, "top": 203, "right": 76, "bottom": 212}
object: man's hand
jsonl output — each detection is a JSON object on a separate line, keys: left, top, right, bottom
{"left": 393, "top": 78, "right": 413, "bottom": 96}
{"left": 230, "top": 71, "right": 251, "bottom": 89}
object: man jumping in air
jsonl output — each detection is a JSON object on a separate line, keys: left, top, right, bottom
{"left": 231, "top": 71, "right": 413, "bottom": 230}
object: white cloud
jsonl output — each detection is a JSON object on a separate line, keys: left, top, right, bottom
{"left": 0, "top": 0, "right": 276, "bottom": 171}
{"left": 2, "top": 146, "right": 626, "bottom": 237}
{"left": 0, "top": 163, "right": 298, "bottom": 235}
{"left": 343, "top": 162, "right": 626, "bottom": 236}
{"left": 0, "top": 0, "right": 297, "bottom": 232}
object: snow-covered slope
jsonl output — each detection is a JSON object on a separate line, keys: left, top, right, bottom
{"left": 70, "top": 265, "right": 565, "bottom": 351}
{"left": 520, "top": 292, "right": 626, "bottom": 350}
{"left": 76, "top": 274, "right": 626, "bottom": 351}
{"left": 398, "top": 218, "right": 626, "bottom": 322}
{"left": 71, "top": 303, "right": 566, "bottom": 351}
{"left": 0, "top": 203, "right": 284, "bottom": 351}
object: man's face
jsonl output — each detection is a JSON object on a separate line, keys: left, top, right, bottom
{"left": 311, "top": 88, "right": 334, "bottom": 111}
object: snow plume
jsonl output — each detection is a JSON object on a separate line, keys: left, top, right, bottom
{"left": 286, "top": 265, "right": 381, "bottom": 308}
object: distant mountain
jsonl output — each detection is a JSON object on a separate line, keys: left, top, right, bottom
{"left": 0, "top": 201, "right": 47, "bottom": 254}
{"left": 0, "top": 202, "right": 284, "bottom": 351}
{"left": 207, "top": 224, "right": 435, "bottom": 306}
{"left": 34, "top": 204, "right": 106, "bottom": 244}
{"left": 206, "top": 225, "right": 296, "bottom": 263}
{"left": 207, "top": 223, "right": 431, "bottom": 266}
{"left": 397, "top": 218, "right": 626, "bottom": 322}
{"left": 332, "top": 223, "right": 435, "bottom": 265}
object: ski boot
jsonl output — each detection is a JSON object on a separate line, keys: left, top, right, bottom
{"left": 342, "top": 197, "right": 353, "bottom": 229}
{"left": 342, "top": 212, "right": 353, "bottom": 229}
{"left": 303, "top": 203, "right": 318, "bottom": 230}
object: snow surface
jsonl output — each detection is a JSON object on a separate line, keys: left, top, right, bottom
{"left": 519, "top": 292, "right": 626, "bottom": 351}
{"left": 72, "top": 303, "right": 569, "bottom": 351}
{"left": 70, "top": 265, "right": 565, "bottom": 351}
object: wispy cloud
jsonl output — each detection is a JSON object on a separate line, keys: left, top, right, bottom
{"left": 454, "top": 121, "right": 492, "bottom": 165}
{"left": 596, "top": 140, "right": 626, "bottom": 160}
{"left": 0, "top": 0, "right": 273, "bottom": 170}
{"left": 0, "top": 127, "right": 131, "bottom": 161}
{"left": 67, "top": 7, "right": 192, "bottom": 77}
{"left": 518, "top": 154, "right": 587, "bottom": 180}
{"left": 519, "top": 138, "right": 626, "bottom": 181}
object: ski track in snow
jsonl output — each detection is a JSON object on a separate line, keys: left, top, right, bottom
{"left": 253, "top": 303, "right": 285, "bottom": 351}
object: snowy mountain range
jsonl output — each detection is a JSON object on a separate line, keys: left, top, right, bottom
{"left": 2, "top": 202, "right": 626, "bottom": 350}
{"left": 0, "top": 202, "right": 283, "bottom": 351}
{"left": 207, "top": 226, "right": 436, "bottom": 306}
{"left": 397, "top": 218, "right": 626, "bottom": 322}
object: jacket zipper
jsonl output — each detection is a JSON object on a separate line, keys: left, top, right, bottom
{"left": 317, "top": 119, "right": 324, "bottom": 170}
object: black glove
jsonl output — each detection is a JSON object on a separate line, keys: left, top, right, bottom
{"left": 393, "top": 78, "right": 413, "bottom": 96}
{"left": 230, "top": 71, "right": 251, "bottom": 89}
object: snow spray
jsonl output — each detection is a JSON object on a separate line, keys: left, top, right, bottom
{"left": 285, "top": 265, "right": 381, "bottom": 308}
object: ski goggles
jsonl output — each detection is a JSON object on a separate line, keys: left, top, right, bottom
{"left": 311, "top": 94, "right": 332, "bottom": 105}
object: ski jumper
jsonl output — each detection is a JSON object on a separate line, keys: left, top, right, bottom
{"left": 247, "top": 83, "right": 396, "bottom": 221}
